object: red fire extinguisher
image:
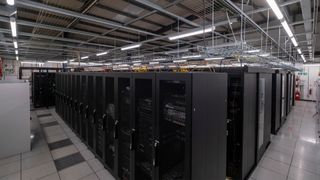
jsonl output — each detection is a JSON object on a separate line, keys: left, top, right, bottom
{"left": 295, "top": 91, "right": 300, "bottom": 100}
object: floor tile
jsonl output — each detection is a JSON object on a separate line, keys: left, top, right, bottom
{"left": 0, "top": 172, "right": 20, "bottom": 180}
{"left": 54, "top": 152, "right": 85, "bottom": 171}
{"left": 0, "top": 161, "right": 20, "bottom": 178}
{"left": 0, "top": 154, "right": 20, "bottom": 167}
{"left": 96, "top": 169, "right": 115, "bottom": 180}
{"left": 259, "top": 157, "right": 290, "bottom": 176}
{"left": 79, "top": 173, "right": 99, "bottom": 180}
{"left": 80, "top": 149, "right": 95, "bottom": 161}
{"left": 37, "top": 172, "right": 60, "bottom": 180}
{"left": 22, "top": 151, "right": 53, "bottom": 170}
{"left": 263, "top": 149, "right": 292, "bottom": 165}
{"left": 87, "top": 158, "right": 104, "bottom": 172}
{"left": 252, "top": 167, "right": 286, "bottom": 180}
{"left": 42, "top": 121, "right": 59, "bottom": 128}
{"left": 46, "top": 134, "right": 69, "bottom": 144}
{"left": 48, "top": 139, "right": 73, "bottom": 151}
{"left": 22, "top": 161, "right": 57, "bottom": 180}
{"left": 288, "top": 166, "right": 320, "bottom": 180}
{"left": 75, "top": 143, "right": 88, "bottom": 151}
{"left": 51, "top": 145, "right": 79, "bottom": 160}
{"left": 37, "top": 113, "right": 52, "bottom": 118}
{"left": 59, "top": 162, "right": 93, "bottom": 180}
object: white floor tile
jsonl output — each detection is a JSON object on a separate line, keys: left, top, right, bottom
{"left": 22, "top": 161, "right": 57, "bottom": 180}
{"left": 51, "top": 145, "right": 79, "bottom": 160}
{"left": 0, "top": 172, "right": 20, "bottom": 180}
{"left": 96, "top": 169, "right": 115, "bottom": 180}
{"left": 37, "top": 172, "right": 60, "bottom": 180}
{"left": 80, "top": 173, "right": 99, "bottom": 180}
{"left": 87, "top": 158, "right": 104, "bottom": 172}
{"left": 22, "top": 151, "right": 53, "bottom": 170}
{"left": 80, "top": 149, "right": 95, "bottom": 161}
{"left": 0, "top": 161, "right": 20, "bottom": 178}
{"left": 59, "top": 162, "right": 93, "bottom": 180}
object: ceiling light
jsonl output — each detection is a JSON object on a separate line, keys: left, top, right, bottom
{"left": 48, "top": 61, "right": 67, "bottom": 63}
{"left": 96, "top": 51, "right": 108, "bottom": 56}
{"left": 131, "top": 55, "right": 144, "bottom": 58}
{"left": 266, "top": 0, "right": 284, "bottom": 20}
{"left": 16, "top": 56, "right": 18, "bottom": 61}
{"left": 81, "top": 56, "right": 89, "bottom": 60}
{"left": 244, "top": 49, "right": 261, "bottom": 53}
{"left": 21, "top": 61, "right": 45, "bottom": 65}
{"left": 153, "top": 58, "right": 166, "bottom": 61}
{"left": 169, "top": 26, "right": 215, "bottom": 40}
{"left": 303, "top": 63, "right": 320, "bottom": 67}
{"left": 69, "top": 59, "right": 75, "bottom": 62}
{"left": 7, "top": 0, "right": 14, "bottom": 6}
{"left": 297, "top": 48, "right": 302, "bottom": 54}
{"left": 205, "top": 57, "right": 224, "bottom": 61}
{"left": 173, "top": 59, "right": 187, "bottom": 63}
{"left": 13, "top": 40, "right": 18, "bottom": 48}
{"left": 301, "top": 54, "right": 306, "bottom": 62}
{"left": 281, "top": 21, "right": 293, "bottom": 37}
{"left": 133, "top": 63, "right": 141, "bottom": 66}
{"left": 165, "top": 49, "right": 189, "bottom": 54}
{"left": 308, "top": 46, "right": 312, "bottom": 49}
{"left": 149, "top": 61, "right": 159, "bottom": 65}
{"left": 105, "top": 63, "right": 112, "bottom": 66}
{"left": 121, "top": 43, "right": 142, "bottom": 51}
{"left": 259, "top": 53, "right": 270, "bottom": 57}
{"left": 15, "top": 50, "right": 18, "bottom": 55}
{"left": 291, "top": 37, "right": 298, "bottom": 47}
{"left": 132, "top": 60, "right": 142, "bottom": 63}
{"left": 10, "top": 17, "right": 17, "bottom": 37}
{"left": 181, "top": 55, "right": 202, "bottom": 59}
{"left": 119, "top": 64, "right": 129, "bottom": 67}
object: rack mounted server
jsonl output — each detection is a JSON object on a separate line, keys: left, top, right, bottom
{"left": 56, "top": 72, "right": 228, "bottom": 180}
{"left": 217, "top": 66, "right": 273, "bottom": 180}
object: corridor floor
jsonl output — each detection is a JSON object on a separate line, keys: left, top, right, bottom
{"left": 0, "top": 101, "right": 319, "bottom": 180}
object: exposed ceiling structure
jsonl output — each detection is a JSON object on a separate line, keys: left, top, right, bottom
{"left": 0, "top": 0, "right": 319, "bottom": 67}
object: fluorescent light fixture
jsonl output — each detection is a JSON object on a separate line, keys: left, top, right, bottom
{"left": 13, "top": 40, "right": 18, "bottom": 48}
{"left": 96, "top": 51, "right": 108, "bottom": 56}
{"left": 69, "top": 59, "right": 75, "bottom": 62}
{"left": 15, "top": 50, "right": 18, "bottom": 55}
{"left": 259, "top": 53, "right": 270, "bottom": 57}
{"left": 281, "top": 21, "right": 293, "bottom": 37}
{"left": 131, "top": 55, "right": 144, "bottom": 58}
{"left": 7, "top": 0, "right": 14, "bottom": 6}
{"left": 10, "top": 17, "right": 17, "bottom": 37}
{"left": 301, "top": 54, "right": 306, "bottom": 62}
{"left": 181, "top": 55, "right": 202, "bottom": 59}
{"left": 149, "top": 61, "right": 159, "bottom": 65}
{"left": 303, "top": 63, "right": 320, "bottom": 67}
{"left": 81, "top": 56, "right": 89, "bottom": 60}
{"left": 48, "top": 61, "right": 67, "bottom": 63}
{"left": 132, "top": 60, "right": 142, "bottom": 63}
{"left": 165, "top": 49, "right": 189, "bottom": 54}
{"left": 308, "top": 46, "right": 312, "bottom": 49}
{"left": 266, "top": 0, "right": 284, "bottom": 20}
{"left": 133, "top": 63, "right": 141, "bottom": 66}
{"left": 173, "top": 60, "right": 187, "bottom": 63}
{"left": 169, "top": 26, "right": 215, "bottom": 40}
{"left": 205, "top": 57, "right": 224, "bottom": 61}
{"left": 244, "top": 49, "right": 261, "bottom": 53}
{"left": 297, "top": 48, "right": 302, "bottom": 54}
{"left": 121, "top": 43, "right": 141, "bottom": 51}
{"left": 16, "top": 56, "right": 19, "bottom": 61}
{"left": 153, "top": 58, "right": 166, "bottom": 61}
{"left": 21, "top": 61, "right": 45, "bottom": 65}
{"left": 291, "top": 37, "right": 298, "bottom": 47}
{"left": 118, "top": 64, "right": 129, "bottom": 67}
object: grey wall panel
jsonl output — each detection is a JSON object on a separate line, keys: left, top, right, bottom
{"left": 192, "top": 73, "right": 227, "bottom": 180}
{"left": 242, "top": 73, "right": 257, "bottom": 179}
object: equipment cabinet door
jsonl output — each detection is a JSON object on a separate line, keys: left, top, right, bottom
{"left": 155, "top": 73, "right": 191, "bottom": 180}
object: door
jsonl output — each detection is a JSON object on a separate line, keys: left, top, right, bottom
{"left": 156, "top": 73, "right": 191, "bottom": 180}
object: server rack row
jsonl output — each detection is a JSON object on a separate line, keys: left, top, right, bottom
{"left": 55, "top": 72, "right": 228, "bottom": 180}
{"left": 32, "top": 72, "right": 56, "bottom": 108}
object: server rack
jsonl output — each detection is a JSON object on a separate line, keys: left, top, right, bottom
{"left": 55, "top": 72, "right": 228, "bottom": 180}
{"left": 271, "top": 72, "right": 281, "bottom": 134}
{"left": 217, "top": 67, "right": 272, "bottom": 180}
{"left": 32, "top": 72, "right": 56, "bottom": 108}
{"left": 280, "top": 72, "right": 287, "bottom": 125}
{"left": 116, "top": 73, "right": 133, "bottom": 180}
{"left": 74, "top": 73, "right": 81, "bottom": 134}
{"left": 286, "top": 72, "right": 293, "bottom": 115}
{"left": 71, "top": 74, "right": 77, "bottom": 130}
{"left": 132, "top": 73, "right": 156, "bottom": 180}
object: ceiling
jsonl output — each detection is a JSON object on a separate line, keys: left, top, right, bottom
{"left": 0, "top": 0, "right": 319, "bottom": 65}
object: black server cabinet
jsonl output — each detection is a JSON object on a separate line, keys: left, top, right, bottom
{"left": 94, "top": 74, "right": 105, "bottom": 161}
{"left": 292, "top": 74, "right": 296, "bottom": 106}
{"left": 286, "top": 73, "right": 292, "bottom": 115}
{"left": 280, "top": 72, "right": 287, "bottom": 125}
{"left": 217, "top": 68, "right": 257, "bottom": 180}
{"left": 117, "top": 73, "right": 133, "bottom": 180}
{"left": 256, "top": 73, "right": 272, "bottom": 162}
{"left": 79, "top": 74, "right": 88, "bottom": 143}
{"left": 55, "top": 74, "right": 60, "bottom": 116}
{"left": 103, "top": 74, "right": 117, "bottom": 175}
{"left": 62, "top": 73, "right": 67, "bottom": 121}
{"left": 71, "top": 74, "right": 77, "bottom": 130}
{"left": 66, "top": 73, "right": 72, "bottom": 125}
{"left": 74, "top": 74, "right": 81, "bottom": 135}
{"left": 156, "top": 73, "right": 192, "bottom": 180}
{"left": 132, "top": 73, "right": 156, "bottom": 180}
{"left": 32, "top": 72, "right": 56, "bottom": 108}
{"left": 271, "top": 72, "right": 281, "bottom": 134}
{"left": 87, "top": 74, "right": 96, "bottom": 151}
